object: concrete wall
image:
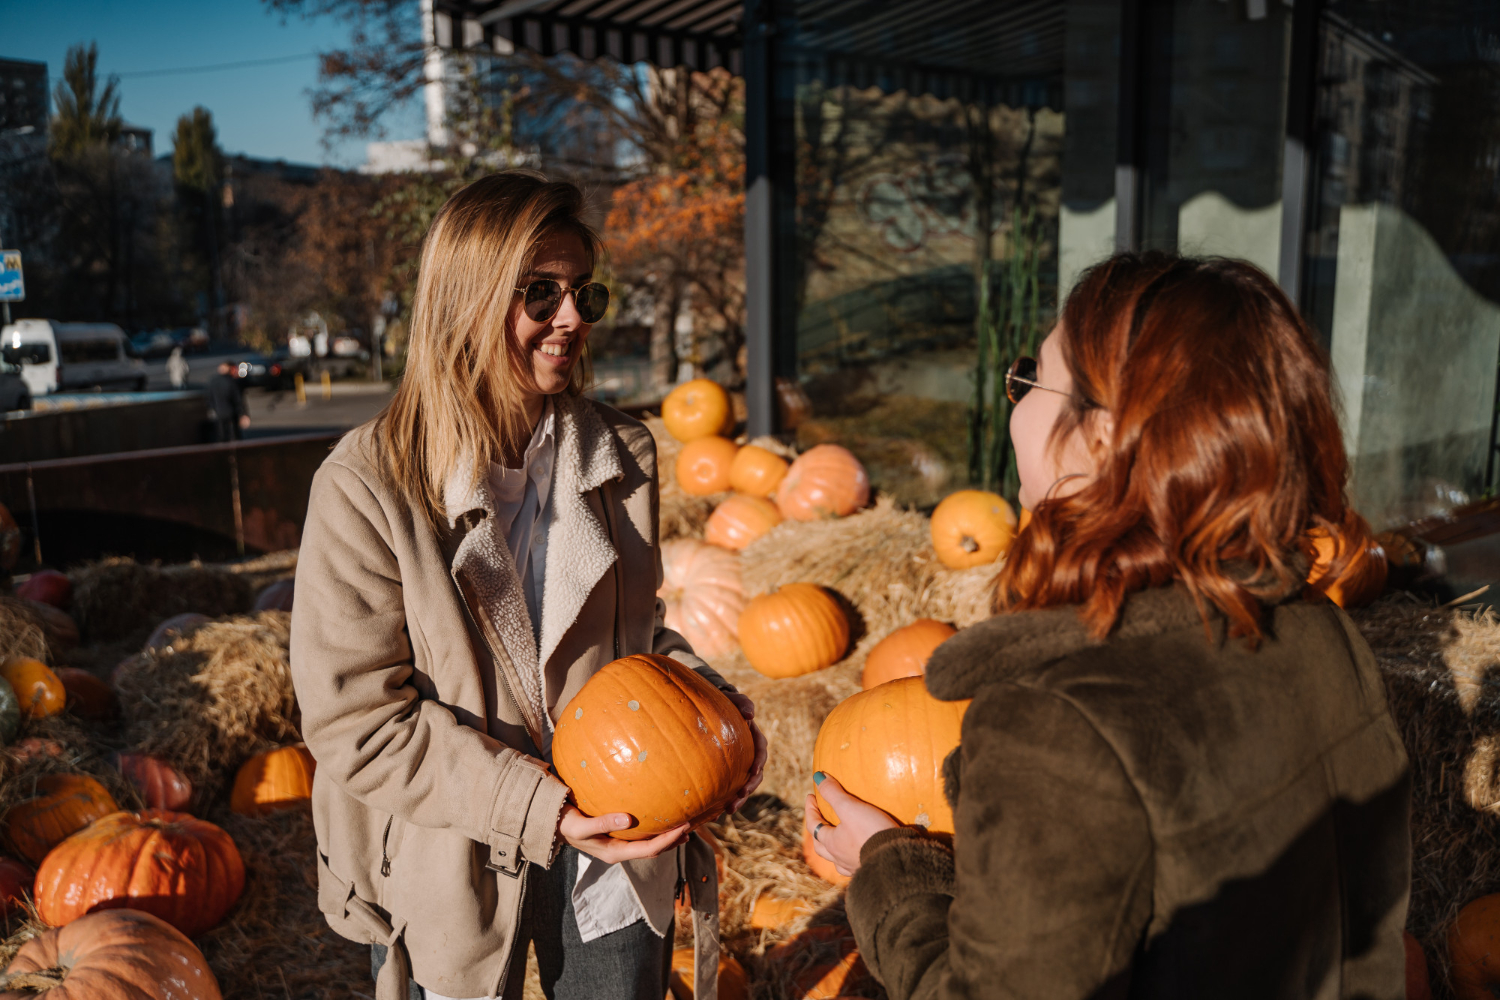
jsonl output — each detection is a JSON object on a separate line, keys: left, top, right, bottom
{"left": 1059, "top": 198, "right": 1116, "bottom": 301}
{"left": 0, "top": 392, "right": 208, "bottom": 463}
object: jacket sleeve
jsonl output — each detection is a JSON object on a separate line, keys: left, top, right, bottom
{"left": 291, "top": 459, "right": 570, "bottom": 871}
{"left": 847, "top": 683, "right": 1154, "bottom": 1000}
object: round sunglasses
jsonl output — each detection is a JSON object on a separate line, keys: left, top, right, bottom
{"left": 1005, "top": 356, "right": 1072, "bottom": 404}
{"left": 515, "top": 279, "right": 610, "bottom": 325}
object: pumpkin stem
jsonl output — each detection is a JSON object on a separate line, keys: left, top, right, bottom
{"left": 0, "top": 968, "right": 69, "bottom": 992}
{"left": 960, "top": 536, "right": 979, "bottom": 553}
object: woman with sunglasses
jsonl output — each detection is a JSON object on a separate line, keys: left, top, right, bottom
{"left": 806, "top": 252, "right": 1410, "bottom": 998}
{"left": 289, "top": 171, "right": 766, "bottom": 1000}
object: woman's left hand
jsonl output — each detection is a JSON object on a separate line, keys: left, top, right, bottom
{"left": 804, "top": 773, "right": 898, "bottom": 878}
{"left": 723, "top": 692, "right": 768, "bottom": 816}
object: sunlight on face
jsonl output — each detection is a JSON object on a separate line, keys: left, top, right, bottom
{"left": 1010, "top": 326, "right": 1104, "bottom": 510}
{"left": 507, "top": 230, "right": 594, "bottom": 399}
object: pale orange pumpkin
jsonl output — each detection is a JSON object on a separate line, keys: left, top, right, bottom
{"left": 861, "top": 619, "right": 957, "bottom": 689}
{"left": 658, "top": 539, "right": 746, "bottom": 659}
{"left": 0, "top": 908, "right": 223, "bottom": 1000}
{"left": 1306, "top": 509, "right": 1388, "bottom": 608}
{"left": 802, "top": 825, "right": 849, "bottom": 886}
{"left": 34, "top": 809, "right": 245, "bottom": 936}
{"left": 0, "top": 657, "right": 65, "bottom": 719}
{"left": 930, "top": 490, "right": 1017, "bottom": 569}
{"left": 230, "top": 744, "right": 316, "bottom": 815}
{"left": 5, "top": 774, "right": 121, "bottom": 864}
{"left": 775, "top": 445, "right": 869, "bottom": 521}
{"left": 662, "top": 379, "right": 733, "bottom": 442}
{"left": 728, "top": 445, "right": 789, "bottom": 498}
{"left": 667, "top": 947, "right": 750, "bottom": 1000}
{"left": 676, "top": 436, "right": 739, "bottom": 497}
{"left": 704, "top": 494, "right": 782, "bottom": 551}
{"left": 552, "top": 654, "right": 754, "bottom": 841}
{"left": 750, "top": 894, "right": 817, "bottom": 929}
{"left": 1451, "top": 893, "right": 1500, "bottom": 1000}
{"left": 813, "top": 677, "right": 970, "bottom": 833}
{"left": 738, "top": 584, "right": 849, "bottom": 679}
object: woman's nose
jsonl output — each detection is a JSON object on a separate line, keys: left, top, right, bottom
{"left": 553, "top": 290, "right": 584, "bottom": 330}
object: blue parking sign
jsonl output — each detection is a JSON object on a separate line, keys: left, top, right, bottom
{"left": 0, "top": 251, "right": 23, "bottom": 302}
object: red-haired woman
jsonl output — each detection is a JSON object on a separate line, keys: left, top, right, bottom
{"left": 807, "top": 253, "right": 1411, "bottom": 998}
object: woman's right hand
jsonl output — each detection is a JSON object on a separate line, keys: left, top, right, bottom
{"left": 558, "top": 805, "right": 689, "bottom": 864}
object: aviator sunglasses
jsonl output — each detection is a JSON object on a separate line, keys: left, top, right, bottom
{"left": 515, "top": 278, "right": 611, "bottom": 325}
{"left": 1005, "top": 356, "right": 1072, "bottom": 405}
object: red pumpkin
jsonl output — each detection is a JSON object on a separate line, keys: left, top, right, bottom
{"left": 5, "top": 774, "right": 120, "bottom": 864}
{"left": 34, "top": 809, "right": 245, "bottom": 936}
{"left": 775, "top": 445, "right": 870, "bottom": 521}
{"left": 17, "top": 570, "right": 71, "bottom": 609}
{"left": 0, "top": 855, "right": 30, "bottom": 918}
{"left": 21, "top": 601, "right": 79, "bottom": 654}
{"left": 0, "top": 907, "right": 223, "bottom": 999}
{"left": 113, "top": 752, "right": 193, "bottom": 812}
{"left": 658, "top": 539, "right": 746, "bottom": 659}
{"left": 53, "top": 667, "right": 117, "bottom": 721}
{"left": 253, "top": 579, "right": 294, "bottom": 612}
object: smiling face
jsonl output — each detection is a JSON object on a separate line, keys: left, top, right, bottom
{"left": 507, "top": 229, "right": 595, "bottom": 403}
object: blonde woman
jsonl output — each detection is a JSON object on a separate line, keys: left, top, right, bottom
{"left": 290, "top": 172, "right": 766, "bottom": 1000}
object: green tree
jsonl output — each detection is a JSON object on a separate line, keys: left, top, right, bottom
{"left": 172, "top": 107, "right": 226, "bottom": 332}
{"left": 50, "top": 42, "right": 121, "bottom": 156}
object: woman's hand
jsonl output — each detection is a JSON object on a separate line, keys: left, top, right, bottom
{"left": 804, "top": 773, "right": 898, "bottom": 878}
{"left": 559, "top": 805, "right": 688, "bottom": 864}
{"left": 724, "top": 692, "right": 768, "bottom": 816}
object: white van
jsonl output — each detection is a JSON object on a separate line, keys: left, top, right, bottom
{"left": 1, "top": 319, "right": 147, "bottom": 395}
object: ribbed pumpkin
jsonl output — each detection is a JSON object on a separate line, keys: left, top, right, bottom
{"left": 1405, "top": 931, "right": 1432, "bottom": 1000}
{"left": 704, "top": 494, "right": 782, "bottom": 551}
{"left": 813, "top": 677, "right": 969, "bottom": 833}
{"left": 0, "top": 657, "right": 64, "bottom": 719}
{"left": 1450, "top": 893, "right": 1500, "bottom": 1000}
{"left": 767, "top": 926, "right": 869, "bottom": 1000}
{"left": 738, "top": 584, "right": 849, "bottom": 679}
{"left": 1, "top": 907, "right": 223, "bottom": 1000}
{"left": 930, "top": 490, "right": 1017, "bottom": 569}
{"left": 658, "top": 540, "right": 746, "bottom": 659}
{"left": 0, "top": 675, "right": 18, "bottom": 746}
{"left": 750, "top": 895, "right": 817, "bottom": 929}
{"left": 728, "top": 445, "right": 790, "bottom": 498}
{"left": 113, "top": 753, "right": 193, "bottom": 813}
{"left": 1306, "top": 509, "right": 1388, "bottom": 608}
{"left": 0, "top": 856, "right": 29, "bottom": 918}
{"left": 34, "top": 809, "right": 245, "bottom": 936}
{"left": 676, "top": 436, "right": 739, "bottom": 497}
{"left": 230, "top": 744, "right": 316, "bottom": 816}
{"left": 53, "top": 668, "right": 116, "bottom": 721}
{"left": 667, "top": 947, "right": 750, "bottom": 1000}
{"left": 552, "top": 654, "right": 753, "bottom": 841}
{"left": 775, "top": 445, "right": 869, "bottom": 521}
{"left": 5, "top": 775, "right": 120, "bottom": 865}
{"left": 802, "top": 825, "right": 849, "bottom": 886}
{"left": 861, "top": 619, "right": 956, "bottom": 689}
{"left": 662, "top": 379, "right": 732, "bottom": 442}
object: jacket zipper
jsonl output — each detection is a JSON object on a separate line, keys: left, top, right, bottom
{"left": 452, "top": 566, "right": 547, "bottom": 752}
{"left": 380, "top": 815, "right": 394, "bottom": 877}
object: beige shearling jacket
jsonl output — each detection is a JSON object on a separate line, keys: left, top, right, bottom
{"left": 289, "top": 393, "right": 731, "bottom": 1000}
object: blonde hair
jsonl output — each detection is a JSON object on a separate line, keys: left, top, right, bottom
{"left": 378, "top": 171, "right": 601, "bottom": 520}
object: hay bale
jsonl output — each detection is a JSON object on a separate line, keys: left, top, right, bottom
{"left": 0, "top": 596, "right": 54, "bottom": 665}
{"left": 68, "top": 557, "right": 255, "bottom": 644}
{"left": 114, "top": 611, "right": 297, "bottom": 791}
{"left": 0, "top": 712, "right": 137, "bottom": 824}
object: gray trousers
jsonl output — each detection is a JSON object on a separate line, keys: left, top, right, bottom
{"left": 371, "top": 846, "right": 672, "bottom": 1000}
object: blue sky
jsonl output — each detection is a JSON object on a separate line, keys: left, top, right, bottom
{"left": 5, "top": 0, "right": 423, "bottom": 167}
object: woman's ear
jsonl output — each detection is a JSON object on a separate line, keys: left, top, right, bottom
{"left": 1087, "top": 408, "right": 1116, "bottom": 458}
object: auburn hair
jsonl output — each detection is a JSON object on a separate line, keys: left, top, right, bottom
{"left": 995, "top": 252, "right": 1351, "bottom": 641}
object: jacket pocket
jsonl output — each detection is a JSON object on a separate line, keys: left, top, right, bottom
{"left": 380, "top": 814, "right": 410, "bottom": 878}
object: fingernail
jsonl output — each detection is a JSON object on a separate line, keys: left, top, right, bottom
{"left": 813, "top": 771, "right": 825, "bottom": 785}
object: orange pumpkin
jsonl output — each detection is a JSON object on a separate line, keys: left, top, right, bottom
{"left": 676, "top": 436, "right": 739, "bottom": 497}
{"left": 728, "top": 445, "right": 790, "bottom": 498}
{"left": 767, "top": 926, "right": 869, "bottom": 1000}
{"left": 1306, "top": 509, "right": 1388, "bottom": 608}
{"left": 113, "top": 752, "right": 193, "bottom": 813}
{"left": 0, "top": 908, "right": 223, "bottom": 1000}
{"left": 658, "top": 540, "right": 746, "bottom": 659}
{"left": 667, "top": 947, "right": 750, "bottom": 1000}
{"left": 552, "top": 654, "right": 754, "bottom": 841}
{"left": 704, "top": 494, "right": 783, "bottom": 551}
{"left": 5, "top": 774, "right": 120, "bottom": 864}
{"left": 802, "top": 825, "right": 849, "bottom": 886}
{"left": 34, "top": 809, "right": 245, "bottom": 936}
{"left": 930, "top": 490, "right": 1017, "bottom": 569}
{"left": 775, "top": 445, "right": 869, "bottom": 521}
{"left": 0, "top": 657, "right": 65, "bottom": 719}
{"left": 751, "top": 894, "right": 817, "bottom": 929}
{"left": 737, "top": 584, "right": 849, "bottom": 679}
{"left": 1405, "top": 931, "right": 1431, "bottom": 1000}
{"left": 1451, "top": 893, "right": 1500, "bottom": 1000}
{"left": 230, "top": 744, "right": 316, "bottom": 816}
{"left": 0, "top": 855, "right": 30, "bottom": 918}
{"left": 813, "top": 677, "right": 969, "bottom": 834}
{"left": 662, "top": 379, "right": 733, "bottom": 442}
{"left": 861, "top": 619, "right": 957, "bottom": 689}
{"left": 53, "top": 667, "right": 116, "bottom": 721}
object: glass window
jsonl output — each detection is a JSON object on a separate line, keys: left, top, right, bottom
{"left": 59, "top": 340, "right": 121, "bottom": 365}
{"left": 2, "top": 342, "right": 50, "bottom": 365}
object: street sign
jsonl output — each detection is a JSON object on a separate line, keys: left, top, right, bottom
{"left": 0, "top": 251, "right": 23, "bottom": 302}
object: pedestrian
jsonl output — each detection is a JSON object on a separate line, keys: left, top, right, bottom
{"left": 166, "top": 345, "right": 189, "bottom": 389}
{"left": 289, "top": 172, "right": 767, "bottom": 1000}
{"left": 808, "top": 252, "right": 1412, "bottom": 999}
{"left": 206, "top": 360, "right": 249, "bottom": 442}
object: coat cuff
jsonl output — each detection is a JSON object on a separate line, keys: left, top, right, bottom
{"left": 859, "top": 825, "right": 938, "bottom": 865}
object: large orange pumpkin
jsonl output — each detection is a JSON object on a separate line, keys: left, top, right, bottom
{"left": 230, "top": 744, "right": 316, "bottom": 816}
{"left": 658, "top": 540, "right": 746, "bottom": 659}
{"left": 704, "top": 494, "right": 782, "bottom": 551}
{"left": 802, "top": 825, "right": 849, "bottom": 886}
{"left": 0, "top": 908, "right": 222, "bottom": 1000}
{"left": 930, "top": 490, "right": 1017, "bottom": 569}
{"left": 738, "top": 584, "right": 849, "bottom": 679}
{"left": 662, "top": 379, "right": 733, "bottom": 442}
{"left": 750, "top": 894, "right": 817, "bottom": 929}
{"left": 34, "top": 809, "right": 245, "bottom": 936}
{"left": 113, "top": 752, "right": 193, "bottom": 813}
{"left": 776, "top": 445, "right": 869, "bottom": 521}
{"left": 1306, "top": 509, "right": 1388, "bottom": 608}
{"left": 0, "top": 657, "right": 64, "bottom": 719}
{"left": 676, "top": 436, "right": 739, "bottom": 497}
{"left": 552, "top": 655, "right": 754, "bottom": 841}
{"left": 667, "top": 947, "right": 750, "bottom": 1000}
{"left": 813, "top": 677, "right": 969, "bottom": 833}
{"left": 767, "top": 926, "right": 869, "bottom": 1000}
{"left": 53, "top": 668, "right": 116, "bottom": 722}
{"left": 5, "top": 774, "right": 120, "bottom": 865}
{"left": 728, "top": 445, "right": 790, "bottom": 498}
{"left": 1450, "top": 893, "right": 1500, "bottom": 1000}
{"left": 861, "top": 619, "right": 957, "bottom": 689}
{"left": 0, "top": 855, "right": 29, "bottom": 918}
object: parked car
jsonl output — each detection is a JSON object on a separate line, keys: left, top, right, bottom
{"left": 1, "top": 319, "right": 147, "bottom": 394}
{"left": 232, "top": 353, "right": 276, "bottom": 388}
{"left": 0, "top": 363, "right": 31, "bottom": 412}
{"left": 130, "top": 329, "right": 182, "bottom": 359}
{"left": 267, "top": 347, "right": 312, "bottom": 391}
